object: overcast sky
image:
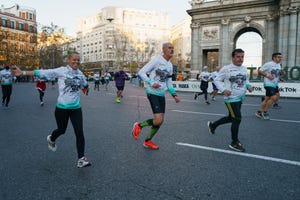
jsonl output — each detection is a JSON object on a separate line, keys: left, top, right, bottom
{"left": 3, "top": 0, "right": 191, "bottom": 36}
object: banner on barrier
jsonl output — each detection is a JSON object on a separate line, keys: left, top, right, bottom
{"left": 172, "top": 81, "right": 300, "bottom": 98}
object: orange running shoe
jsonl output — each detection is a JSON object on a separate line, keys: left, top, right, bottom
{"left": 132, "top": 122, "right": 141, "bottom": 140}
{"left": 143, "top": 140, "right": 159, "bottom": 150}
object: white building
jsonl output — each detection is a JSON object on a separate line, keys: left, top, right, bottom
{"left": 76, "top": 7, "right": 170, "bottom": 71}
{"left": 170, "top": 17, "right": 192, "bottom": 72}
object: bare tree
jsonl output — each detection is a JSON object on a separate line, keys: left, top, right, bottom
{"left": 37, "top": 23, "right": 72, "bottom": 68}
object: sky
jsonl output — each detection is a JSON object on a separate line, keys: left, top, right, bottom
{"left": 237, "top": 32, "right": 262, "bottom": 67}
{"left": 2, "top": 0, "right": 191, "bottom": 37}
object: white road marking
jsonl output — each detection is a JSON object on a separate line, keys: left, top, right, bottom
{"left": 171, "top": 109, "right": 300, "bottom": 123}
{"left": 176, "top": 142, "right": 300, "bottom": 167}
{"left": 171, "top": 109, "right": 225, "bottom": 117}
{"left": 270, "top": 118, "right": 300, "bottom": 123}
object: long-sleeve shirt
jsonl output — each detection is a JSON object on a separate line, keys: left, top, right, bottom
{"left": 214, "top": 64, "right": 251, "bottom": 103}
{"left": 36, "top": 78, "right": 47, "bottom": 91}
{"left": 198, "top": 71, "right": 211, "bottom": 82}
{"left": 94, "top": 73, "right": 100, "bottom": 82}
{"left": 34, "top": 65, "right": 88, "bottom": 109}
{"left": 0, "top": 69, "right": 13, "bottom": 85}
{"left": 259, "top": 61, "right": 281, "bottom": 88}
{"left": 114, "top": 71, "right": 128, "bottom": 87}
{"left": 210, "top": 70, "right": 219, "bottom": 82}
{"left": 138, "top": 55, "right": 176, "bottom": 97}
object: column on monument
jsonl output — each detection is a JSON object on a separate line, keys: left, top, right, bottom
{"left": 296, "top": 10, "right": 300, "bottom": 66}
{"left": 220, "top": 22, "right": 230, "bottom": 67}
{"left": 191, "top": 23, "right": 200, "bottom": 72}
{"left": 281, "top": 15, "right": 289, "bottom": 68}
{"left": 287, "top": 11, "right": 298, "bottom": 68}
{"left": 265, "top": 19, "right": 276, "bottom": 65}
{"left": 278, "top": 16, "right": 284, "bottom": 52}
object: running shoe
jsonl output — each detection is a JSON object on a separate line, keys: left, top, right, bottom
{"left": 255, "top": 111, "right": 263, "bottom": 119}
{"left": 143, "top": 140, "right": 159, "bottom": 150}
{"left": 194, "top": 93, "right": 198, "bottom": 100}
{"left": 205, "top": 101, "right": 210, "bottom": 105}
{"left": 207, "top": 121, "right": 215, "bottom": 134}
{"left": 229, "top": 141, "right": 245, "bottom": 152}
{"left": 131, "top": 122, "right": 141, "bottom": 140}
{"left": 47, "top": 135, "right": 57, "bottom": 152}
{"left": 77, "top": 157, "right": 91, "bottom": 168}
{"left": 212, "top": 97, "right": 216, "bottom": 101}
{"left": 40, "top": 101, "right": 44, "bottom": 107}
{"left": 272, "top": 103, "right": 281, "bottom": 109}
{"left": 263, "top": 112, "right": 270, "bottom": 120}
{"left": 115, "top": 97, "right": 121, "bottom": 103}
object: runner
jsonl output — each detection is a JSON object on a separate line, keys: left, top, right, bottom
{"left": 13, "top": 52, "right": 91, "bottom": 168}
{"left": 104, "top": 71, "right": 111, "bottom": 91}
{"left": 207, "top": 49, "right": 253, "bottom": 152}
{"left": 114, "top": 67, "right": 128, "bottom": 103}
{"left": 93, "top": 72, "right": 100, "bottom": 91}
{"left": 131, "top": 42, "right": 180, "bottom": 149}
{"left": 194, "top": 66, "right": 211, "bottom": 105}
{"left": 255, "top": 53, "right": 284, "bottom": 120}
{"left": 209, "top": 65, "right": 221, "bottom": 101}
{"left": 0, "top": 64, "right": 14, "bottom": 108}
{"left": 36, "top": 77, "right": 47, "bottom": 106}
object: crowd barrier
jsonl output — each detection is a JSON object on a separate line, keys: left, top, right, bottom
{"left": 172, "top": 81, "right": 300, "bottom": 98}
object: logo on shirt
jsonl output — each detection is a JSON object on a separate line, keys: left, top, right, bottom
{"left": 154, "top": 68, "right": 170, "bottom": 82}
{"left": 229, "top": 73, "right": 246, "bottom": 89}
{"left": 63, "top": 75, "right": 83, "bottom": 94}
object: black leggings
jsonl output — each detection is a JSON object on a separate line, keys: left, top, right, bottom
{"left": 51, "top": 107, "right": 85, "bottom": 158}
{"left": 1, "top": 85, "right": 12, "bottom": 106}
{"left": 212, "top": 101, "right": 242, "bottom": 143}
{"left": 37, "top": 89, "right": 45, "bottom": 102}
{"left": 197, "top": 81, "right": 208, "bottom": 100}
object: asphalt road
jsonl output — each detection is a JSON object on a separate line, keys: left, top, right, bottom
{"left": 0, "top": 81, "right": 299, "bottom": 200}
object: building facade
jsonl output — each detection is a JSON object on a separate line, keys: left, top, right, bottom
{"left": 76, "top": 7, "right": 170, "bottom": 72}
{"left": 170, "top": 17, "right": 192, "bottom": 72}
{"left": 188, "top": 0, "right": 300, "bottom": 80}
{"left": 0, "top": 4, "right": 38, "bottom": 69}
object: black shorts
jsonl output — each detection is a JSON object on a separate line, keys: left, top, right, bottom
{"left": 116, "top": 86, "right": 124, "bottom": 91}
{"left": 264, "top": 86, "right": 279, "bottom": 97}
{"left": 212, "top": 83, "right": 218, "bottom": 91}
{"left": 94, "top": 80, "right": 100, "bottom": 84}
{"left": 147, "top": 94, "right": 165, "bottom": 114}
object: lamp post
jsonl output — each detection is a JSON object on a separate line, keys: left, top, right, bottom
{"left": 106, "top": 17, "right": 114, "bottom": 71}
{"left": 52, "top": 47, "right": 55, "bottom": 68}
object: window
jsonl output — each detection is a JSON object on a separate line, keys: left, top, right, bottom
{"left": 29, "top": 13, "right": 33, "bottom": 20}
{"left": 10, "top": 21, "right": 15, "bottom": 29}
{"left": 18, "top": 23, "right": 24, "bottom": 30}
{"left": 2, "top": 19, "right": 7, "bottom": 27}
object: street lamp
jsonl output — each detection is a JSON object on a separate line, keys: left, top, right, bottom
{"left": 106, "top": 17, "right": 114, "bottom": 71}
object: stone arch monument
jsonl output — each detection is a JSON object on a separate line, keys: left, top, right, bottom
{"left": 187, "top": 0, "right": 300, "bottom": 79}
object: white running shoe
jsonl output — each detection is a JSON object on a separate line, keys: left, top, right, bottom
{"left": 47, "top": 135, "right": 57, "bottom": 152}
{"left": 77, "top": 157, "right": 91, "bottom": 168}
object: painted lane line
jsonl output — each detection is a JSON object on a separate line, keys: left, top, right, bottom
{"left": 171, "top": 109, "right": 225, "bottom": 117}
{"left": 176, "top": 142, "right": 300, "bottom": 167}
{"left": 171, "top": 109, "right": 300, "bottom": 123}
{"left": 270, "top": 119, "right": 300, "bottom": 123}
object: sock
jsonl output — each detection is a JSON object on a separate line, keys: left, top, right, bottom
{"left": 145, "top": 125, "right": 160, "bottom": 141}
{"left": 139, "top": 119, "right": 153, "bottom": 128}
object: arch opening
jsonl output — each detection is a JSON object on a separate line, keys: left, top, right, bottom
{"left": 235, "top": 28, "right": 263, "bottom": 68}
